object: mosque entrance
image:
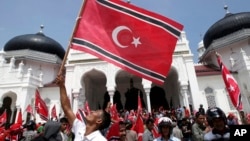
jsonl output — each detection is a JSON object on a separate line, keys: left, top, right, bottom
{"left": 0, "top": 96, "right": 17, "bottom": 128}
{"left": 83, "top": 67, "right": 180, "bottom": 112}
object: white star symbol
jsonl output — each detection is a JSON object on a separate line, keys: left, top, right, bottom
{"left": 228, "top": 85, "right": 235, "bottom": 92}
{"left": 131, "top": 37, "right": 141, "bottom": 47}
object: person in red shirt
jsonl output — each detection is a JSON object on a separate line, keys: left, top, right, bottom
{"left": 183, "top": 106, "right": 190, "bottom": 118}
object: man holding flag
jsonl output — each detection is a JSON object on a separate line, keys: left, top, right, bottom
{"left": 56, "top": 0, "right": 184, "bottom": 140}
{"left": 56, "top": 73, "right": 111, "bottom": 141}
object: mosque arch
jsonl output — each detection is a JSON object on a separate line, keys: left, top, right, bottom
{"left": 82, "top": 69, "right": 107, "bottom": 110}
{"left": 115, "top": 70, "right": 146, "bottom": 111}
{"left": 150, "top": 67, "right": 180, "bottom": 110}
{"left": 0, "top": 91, "right": 18, "bottom": 127}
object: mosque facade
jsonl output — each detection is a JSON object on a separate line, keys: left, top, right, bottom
{"left": 1, "top": 9, "right": 250, "bottom": 124}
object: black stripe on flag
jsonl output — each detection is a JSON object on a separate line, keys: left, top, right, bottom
{"left": 97, "top": 0, "right": 181, "bottom": 38}
{"left": 72, "top": 38, "right": 165, "bottom": 83}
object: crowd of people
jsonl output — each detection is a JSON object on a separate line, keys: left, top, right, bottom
{"left": 0, "top": 74, "right": 250, "bottom": 141}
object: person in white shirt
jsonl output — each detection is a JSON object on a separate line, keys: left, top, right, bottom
{"left": 56, "top": 74, "right": 111, "bottom": 141}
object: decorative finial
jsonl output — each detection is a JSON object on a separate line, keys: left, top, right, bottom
{"left": 127, "top": 0, "right": 130, "bottom": 3}
{"left": 40, "top": 24, "right": 44, "bottom": 33}
{"left": 224, "top": 5, "right": 230, "bottom": 14}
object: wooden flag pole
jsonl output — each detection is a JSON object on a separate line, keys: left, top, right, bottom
{"left": 58, "top": 0, "right": 88, "bottom": 75}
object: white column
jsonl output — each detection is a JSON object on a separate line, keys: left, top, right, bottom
{"left": 108, "top": 90, "right": 115, "bottom": 104}
{"left": 72, "top": 92, "right": 79, "bottom": 114}
{"left": 10, "top": 107, "right": 15, "bottom": 123}
{"left": 142, "top": 78, "right": 152, "bottom": 113}
{"left": 184, "top": 55, "right": 201, "bottom": 110}
{"left": 180, "top": 81, "right": 189, "bottom": 107}
{"left": 145, "top": 89, "right": 151, "bottom": 113}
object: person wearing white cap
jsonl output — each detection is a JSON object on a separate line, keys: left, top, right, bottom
{"left": 153, "top": 117, "right": 180, "bottom": 141}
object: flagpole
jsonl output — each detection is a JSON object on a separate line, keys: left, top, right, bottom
{"left": 58, "top": 0, "right": 88, "bottom": 75}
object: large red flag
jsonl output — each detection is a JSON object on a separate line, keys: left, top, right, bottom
{"left": 51, "top": 105, "right": 57, "bottom": 119}
{"left": 35, "top": 89, "right": 49, "bottom": 121}
{"left": 71, "top": 0, "right": 183, "bottom": 85}
{"left": 216, "top": 53, "right": 243, "bottom": 110}
{"left": 25, "top": 104, "right": 33, "bottom": 115}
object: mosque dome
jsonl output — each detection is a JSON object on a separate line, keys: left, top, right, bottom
{"left": 3, "top": 25, "right": 65, "bottom": 59}
{"left": 203, "top": 7, "right": 250, "bottom": 49}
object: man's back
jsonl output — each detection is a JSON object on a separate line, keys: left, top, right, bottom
{"left": 172, "top": 126, "right": 183, "bottom": 140}
{"left": 126, "top": 130, "right": 138, "bottom": 141}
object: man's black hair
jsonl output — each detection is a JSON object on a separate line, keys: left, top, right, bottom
{"left": 145, "top": 118, "right": 154, "bottom": 125}
{"left": 99, "top": 110, "right": 111, "bottom": 130}
{"left": 195, "top": 111, "right": 205, "bottom": 118}
{"left": 60, "top": 117, "right": 69, "bottom": 123}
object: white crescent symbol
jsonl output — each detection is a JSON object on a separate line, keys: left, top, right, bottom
{"left": 112, "top": 26, "right": 131, "bottom": 48}
{"left": 226, "top": 74, "right": 236, "bottom": 82}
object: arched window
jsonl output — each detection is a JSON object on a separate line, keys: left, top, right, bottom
{"left": 205, "top": 87, "right": 216, "bottom": 108}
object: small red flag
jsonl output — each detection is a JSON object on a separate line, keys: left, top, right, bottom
{"left": 25, "top": 104, "right": 33, "bottom": 115}
{"left": 137, "top": 93, "right": 142, "bottom": 115}
{"left": 131, "top": 94, "right": 144, "bottom": 141}
{"left": 217, "top": 53, "right": 243, "bottom": 110}
{"left": 71, "top": 0, "right": 183, "bottom": 85}
{"left": 0, "top": 110, "right": 7, "bottom": 125}
{"left": 51, "top": 105, "right": 57, "bottom": 119}
{"left": 16, "top": 109, "right": 22, "bottom": 124}
{"left": 35, "top": 89, "right": 48, "bottom": 121}
{"left": 152, "top": 118, "right": 160, "bottom": 138}
{"left": 132, "top": 116, "right": 144, "bottom": 141}
{"left": 84, "top": 101, "right": 91, "bottom": 115}
{"left": 106, "top": 122, "right": 120, "bottom": 140}
{"left": 76, "top": 108, "right": 86, "bottom": 122}
{"left": 110, "top": 104, "right": 119, "bottom": 121}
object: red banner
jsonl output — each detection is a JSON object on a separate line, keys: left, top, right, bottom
{"left": 217, "top": 53, "right": 243, "bottom": 110}
{"left": 71, "top": 0, "right": 183, "bottom": 85}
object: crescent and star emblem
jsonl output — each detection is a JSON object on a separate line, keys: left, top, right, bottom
{"left": 112, "top": 26, "right": 141, "bottom": 48}
{"left": 225, "top": 74, "right": 236, "bottom": 92}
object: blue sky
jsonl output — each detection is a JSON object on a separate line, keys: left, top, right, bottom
{"left": 0, "top": 0, "right": 250, "bottom": 63}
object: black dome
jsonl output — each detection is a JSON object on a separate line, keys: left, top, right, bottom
{"left": 4, "top": 32, "right": 65, "bottom": 59}
{"left": 203, "top": 12, "right": 250, "bottom": 49}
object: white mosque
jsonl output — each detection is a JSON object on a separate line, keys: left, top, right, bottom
{"left": 1, "top": 6, "right": 250, "bottom": 124}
